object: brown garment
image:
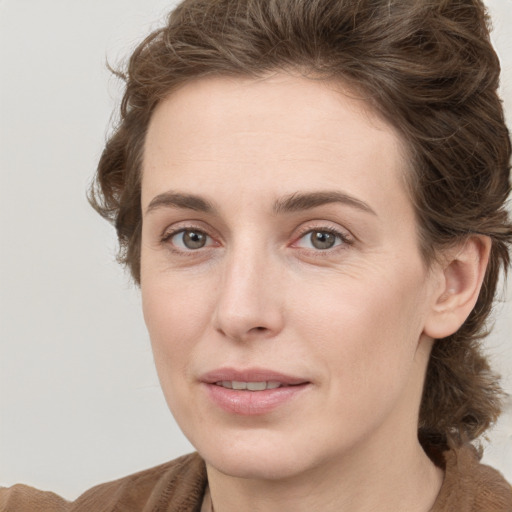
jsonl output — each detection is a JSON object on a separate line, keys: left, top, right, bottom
{"left": 1, "top": 445, "right": 511, "bottom": 512}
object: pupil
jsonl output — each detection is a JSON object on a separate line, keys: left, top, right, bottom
{"left": 311, "top": 231, "right": 335, "bottom": 250}
{"left": 183, "top": 230, "right": 206, "bottom": 249}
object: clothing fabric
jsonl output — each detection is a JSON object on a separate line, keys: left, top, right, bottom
{"left": 1, "top": 444, "right": 511, "bottom": 511}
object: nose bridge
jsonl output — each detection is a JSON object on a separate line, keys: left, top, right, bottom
{"left": 213, "top": 235, "right": 283, "bottom": 340}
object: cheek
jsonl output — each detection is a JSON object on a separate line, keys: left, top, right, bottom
{"left": 141, "top": 276, "right": 213, "bottom": 431}
{"left": 297, "top": 264, "right": 429, "bottom": 392}
{"left": 141, "top": 272, "right": 213, "bottom": 375}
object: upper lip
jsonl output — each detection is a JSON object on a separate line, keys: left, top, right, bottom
{"left": 200, "top": 367, "right": 309, "bottom": 385}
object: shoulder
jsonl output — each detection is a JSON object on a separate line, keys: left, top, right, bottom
{"left": 432, "top": 443, "right": 512, "bottom": 512}
{"left": 0, "top": 484, "right": 70, "bottom": 512}
{"left": 70, "top": 452, "right": 207, "bottom": 512}
{"left": 0, "top": 453, "right": 207, "bottom": 512}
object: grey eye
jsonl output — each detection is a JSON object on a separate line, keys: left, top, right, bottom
{"left": 309, "top": 231, "right": 337, "bottom": 250}
{"left": 172, "top": 230, "right": 209, "bottom": 250}
{"left": 294, "top": 229, "right": 344, "bottom": 250}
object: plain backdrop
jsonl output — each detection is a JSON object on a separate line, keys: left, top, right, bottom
{"left": 1, "top": 0, "right": 511, "bottom": 500}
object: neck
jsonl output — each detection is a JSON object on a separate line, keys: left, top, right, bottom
{"left": 206, "top": 427, "right": 443, "bottom": 512}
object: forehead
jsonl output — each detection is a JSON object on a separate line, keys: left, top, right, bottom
{"left": 142, "top": 73, "right": 410, "bottom": 217}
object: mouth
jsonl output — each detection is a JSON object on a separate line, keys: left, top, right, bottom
{"left": 201, "top": 368, "right": 311, "bottom": 415}
{"left": 213, "top": 380, "right": 293, "bottom": 391}
{"left": 201, "top": 368, "right": 309, "bottom": 387}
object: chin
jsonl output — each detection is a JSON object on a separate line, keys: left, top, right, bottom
{"left": 204, "top": 448, "right": 309, "bottom": 481}
{"left": 190, "top": 427, "right": 330, "bottom": 481}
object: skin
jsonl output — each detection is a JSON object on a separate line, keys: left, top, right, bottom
{"left": 139, "top": 73, "right": 488, "bottom": 511}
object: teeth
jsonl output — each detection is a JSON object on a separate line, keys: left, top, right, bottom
{"left": 215, "top": 381, "right": 284, "bottom": 391}
{"left": 247, "top": 382, "right": 267, "bottom": 391}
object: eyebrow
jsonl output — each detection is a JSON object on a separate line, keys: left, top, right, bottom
{"left": 145, "top": 190, "right": 376, "bottom": 216}
{"left": 145, "top": 192, "right": 216, "bottom": 215}
{"left": 273, "top": 191, "right": 377, "bottom": 216}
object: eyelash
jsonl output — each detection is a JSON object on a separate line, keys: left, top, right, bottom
{"left": 160, "top": 225, "right": 353, "bottom": 254}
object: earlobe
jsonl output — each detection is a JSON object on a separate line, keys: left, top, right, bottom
{"left": 423, "top": 236, "right": 491, "bottom": 340}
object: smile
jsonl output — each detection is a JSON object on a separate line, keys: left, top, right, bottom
{"left": 215, "top": 381, "right": 284, "bottom": 390}
{"left": 201, "top": 368, "right": 311, "bottom": 415}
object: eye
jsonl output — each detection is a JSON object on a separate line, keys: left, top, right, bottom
{"left": 294, "top": 229, "right": 347, "bottom": 250}
{"left": 166, "top": 229, "right": 214, "bottom": 250}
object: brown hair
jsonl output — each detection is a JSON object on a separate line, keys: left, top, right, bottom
{"left": 89, "top": 0, "right": 512, "bottom": 448}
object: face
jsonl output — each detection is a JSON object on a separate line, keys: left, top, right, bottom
{"left": 140, "top": 74, "right": 442, "bottom": 481}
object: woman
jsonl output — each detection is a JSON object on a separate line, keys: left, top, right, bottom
{"left": 1, "top": 0, "right": 511, "bottom": 510}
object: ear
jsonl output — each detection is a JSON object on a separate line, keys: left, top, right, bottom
{"left": 423, "top": 236, "right": 491, "bottom": 340}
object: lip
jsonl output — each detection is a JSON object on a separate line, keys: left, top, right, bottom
{"left": 200, "top": 367, "right": 311, "bottom": 416}
{"left": 200, "top": 367, "right": 309, "bottom": 386}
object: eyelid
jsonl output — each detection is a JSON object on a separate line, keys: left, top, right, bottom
{"left": 160, "top": 219, "right": 216, "bottom": 240}
{"left": 163, "top": 228, "right": 214, "bottom": 243}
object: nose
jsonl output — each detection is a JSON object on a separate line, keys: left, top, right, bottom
{"left": 212, "top": 243, "right": 285, "bottom": 342}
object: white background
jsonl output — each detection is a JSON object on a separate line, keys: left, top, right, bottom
{"left": 0, "top": 0, "right": 511, "bottom": 500}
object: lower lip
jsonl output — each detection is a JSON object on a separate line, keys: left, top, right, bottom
{"left": 204, "top": 383, "right": 310, "bottom": 415}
